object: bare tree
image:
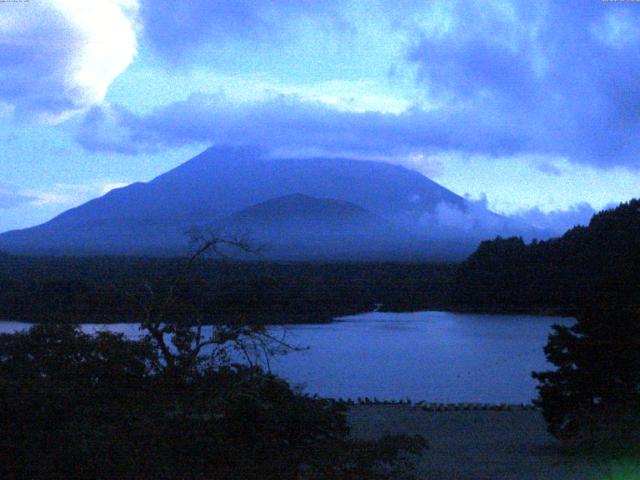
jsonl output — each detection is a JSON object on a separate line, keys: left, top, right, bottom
{"left": 127, "top": 227, "right": 293, "bottom": 380}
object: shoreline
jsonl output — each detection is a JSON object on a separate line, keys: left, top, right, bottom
{"left": 382, "top": 303, "right": 577, "bottom": 317}
{"left": 347, "top": 405, "right": 605, "bottom": 480}
{"left": 0, "top": 305, "right": 576, "bottom": 326}
{"left": 325, "top": 398, "right": 540, "bottom": 411}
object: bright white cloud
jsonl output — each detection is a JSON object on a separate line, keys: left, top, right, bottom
{"left": 418, "top": 194, "right": 603, "bottom": 240}
{"left": 0, "top": 0, "right": 139, "bottom": 123}
{"left": 26, "top": 180, "right": 130, "bottom": 207}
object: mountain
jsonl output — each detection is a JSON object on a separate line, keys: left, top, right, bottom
{"left": 217, "top": 193, "right": 416, "bottom": 260}
{"left": 221, "top": 193, "right": 389, "bottom": 230}
{"left": 0, "top": 146, "right": 493, "bottom": 259}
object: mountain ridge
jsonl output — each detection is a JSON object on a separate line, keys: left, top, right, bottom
{"left": 0, "top": 146, "right": 491, "bottom": 259}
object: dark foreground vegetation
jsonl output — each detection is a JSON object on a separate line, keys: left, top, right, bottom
{"left": 0, "top": 233, "right": 427, "bottom": 479}
{"left": 515, "top": 201, "right": 640, "bottom": 454}
{"left": 0, "top": 200, "right": 639, "bottom": 475}
{"left": 533, "top": 304, "right": 640, "bottom": 456}
{"left": 0, "top": 324, "right": 426, "bottom": 479}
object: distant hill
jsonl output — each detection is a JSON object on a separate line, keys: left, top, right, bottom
{"left": 223, "top": 193, "right": 381, "bottom": 224}
{"left": 451, "top": 199, "right": 640, "bottom": 313}
{"left": 0, "top": 146, "right": 498, "bottom": 259}
{"left": 217, "top": 193, "right": 417, "bottom": 260}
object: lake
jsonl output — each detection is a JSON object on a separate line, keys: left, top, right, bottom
{"left": 0, "top": 311, "right": 574, "bottom": 404}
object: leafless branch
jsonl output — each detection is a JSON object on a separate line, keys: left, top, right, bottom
{"left": 125, "top": 227, "right": 291, "bottom": 378}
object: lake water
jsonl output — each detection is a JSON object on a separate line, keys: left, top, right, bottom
{"left": 0, "top": 311, "right": 574, "bottom": 404}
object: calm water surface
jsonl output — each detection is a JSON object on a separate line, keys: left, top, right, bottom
{"left": 0, "top": 311, "right": 574, "bottom": 404}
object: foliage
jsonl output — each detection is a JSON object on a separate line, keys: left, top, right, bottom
{"left": 0, "top": 232, "right": 426, "bottom": 479}
{"left": 0, "top": 322, "right": 426, "bottom": 479}
{"left": 2, "top": 199, "right": 639, "bottom": 324}
{"left": 453, "top": 199, "right": 640, "bottom": 313}
{"left": 0, "top": 255, "right": 455, "bottom": 323}
{"left": 532, "top": 305, "right": 640, "bottom": 450}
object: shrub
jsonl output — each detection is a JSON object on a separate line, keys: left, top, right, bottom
{"left": 532, "top": 305, "right": 640, "bottom": 450}
{"left": 0, "top": 324, "right": 426, "bottom": 479}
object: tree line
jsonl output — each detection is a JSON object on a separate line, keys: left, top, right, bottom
{"left": 0, "top": 233, "right": 427, "bottom": 479}
{"left": 452, "top": 199, "right": 640, "bottom": 315}
{"left": 0, "top": 254, "right": 455, "bottom": 323}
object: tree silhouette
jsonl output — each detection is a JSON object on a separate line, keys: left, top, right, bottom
{"left": 533, "top": 305, "right": 640, "bottom": 448}
{"left": 0, "top": 229, "right": 427, "bottom": 479}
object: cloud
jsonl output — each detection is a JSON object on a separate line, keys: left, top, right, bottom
{"left": 74, "top": 0, "right": 640, "bottom": 169}
{"left": 75, "top": 93, "right": 532, "bottom": 157}
{"left": 415, "top": 194, "right": 516, "bottom": 238}
{"left": 535, "top": 162, "right": 563, "bottom": 177}
{"left": 0, "top": 0, "right": 139, "bottom": 123}
{"left": 26, "top": 181, "right": 131, "bottom": 207}
{"left": 404, "top": 153, "right": 445, "bottom": 178}
{"left": 76, "top": 103, "right": 142, "bottom": 154}
{"left": 0, "top": 183, "right": 35, "bottom": 209}
{"left": 509, "top": 203, "right": 599, "bottom": 235}
{"left": 416, "top": 194, "right": 606, "bottom": 240}
{"left": 139, "top": 0, "right": 347, "bottom": 60}
{"left": 405, "top": 0, "right": 640, "bottom": 168}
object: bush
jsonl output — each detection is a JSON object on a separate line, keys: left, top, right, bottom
{"left": 0, "top": 324, "right": 426, "bottom": 479}
{"left": 532, "top": 305, "right": 640, "bottom": 450}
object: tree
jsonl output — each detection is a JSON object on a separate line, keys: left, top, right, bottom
{"left": 0, "top": 229, "right": 427, "bottom": 479}
{"left": 0, "top": 324, "right": 160, "bottom": 479}
{"left": 126, "top": 227, "right": 285, "bottom": 380}
{"left": 532, "top": 304, "right": 640, "bottom": 449}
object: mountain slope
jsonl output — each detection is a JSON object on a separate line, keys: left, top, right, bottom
{"left": 15, "top": 146, "right": 465, "bottom": 224}
{"left": 0, "top": 146, "right": 475, "bottom": 258}
{"left": 217, "top": 193, "right": 414, "bottom": 260}
{"left": 221, "top": 193, "right": 391, "bottom": 230}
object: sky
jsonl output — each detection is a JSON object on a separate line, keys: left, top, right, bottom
{"left": 1, "top": 0, "right": 639, "bottom": 234}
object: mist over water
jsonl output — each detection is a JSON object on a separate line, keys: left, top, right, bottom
{"left": 0, "top": 312, "right": 573, "bottom": 404}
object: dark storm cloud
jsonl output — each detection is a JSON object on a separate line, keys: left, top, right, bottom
{"left": 80, "top": 0, "right": 640, "bottom": 169}
{"left": 75, "top": 93, "right": 531, "bottom": 156}
{"left": 407, "top": 0, "right": 640, "bottom": 168}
